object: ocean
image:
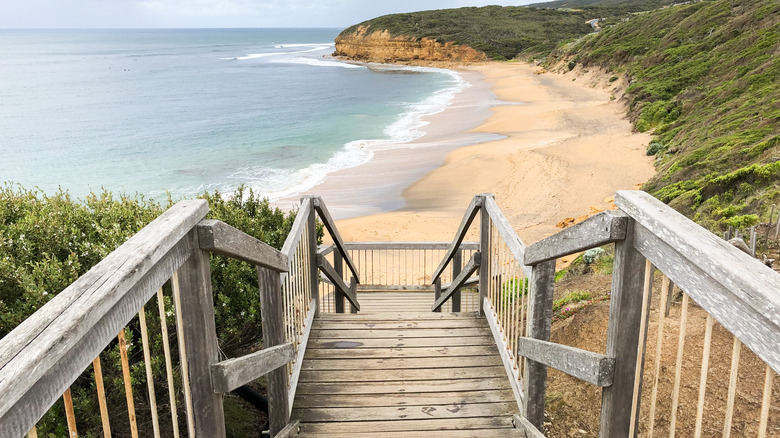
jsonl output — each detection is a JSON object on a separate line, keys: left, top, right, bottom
{"left": 0, "top": 28, "right": 468, "bottom": 202}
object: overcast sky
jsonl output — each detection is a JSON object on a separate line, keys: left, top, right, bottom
{"left": 0, "top": 0, "right": 541, "bottom": 29}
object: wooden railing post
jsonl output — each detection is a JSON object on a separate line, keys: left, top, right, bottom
{"left": 433, "top": 278, "right": 442, "bottom": 313}
{"left": 177, "top": 230, "right": 226, "bottom": 438}
{"left": 334, "top": 250, "right": 345, "bottom": 313}
{"left": 478, "top": 194, "right": 492, "bottom": 316}
{"left": 452, "top": 249, "right": 462, "bottom": 312}
{"left": 524, "top": 259, "right": 556, "bottom": 429}
{"left": 306, "top": 201, "right": 320, "bottom": 317}
{"left": 349, "top": 276, "right": 358, "bottom": 313}
{"left": 600, "top": 217, "right": 646, "bottom": 437}
{"left": 258, "top": 266, "right": 290, "bottom": 436}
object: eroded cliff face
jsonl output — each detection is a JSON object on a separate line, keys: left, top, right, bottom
{"left": 334, "top": 26, "right": 488, "bottom": 64}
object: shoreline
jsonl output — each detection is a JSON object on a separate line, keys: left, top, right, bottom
{"left": 330, "top": 62, "right": 655, "bottom": 246}
{"left": 274, "top": 68, "right": 501, "bottom": 218}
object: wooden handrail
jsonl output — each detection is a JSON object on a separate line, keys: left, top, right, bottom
{"left": 524, "top": 210, "right": 628, "bottom": 266}
{"left": 304, "top": 196, "right": 361, "bottom": 284}
{"left": 317, "top": 254, "right": 360, "bottom": 311}
{"left": 483, "top": 197, "right": 533, "bottom": 278}
{"left": 0, "top": 200, "right": 210, "bottom": 438}
{"left": 431, "top": 252, "right": 480, "bottom": 312}
{"left": 515, "top": 337, "right": 615, "bottom": 387}
{"left": 616, "top": 190, "right": 780, "bottom": 374}
{"left": 211, "top": 343, "right": 295, "bottom": 394}
{"left": 281, "top": 197, "right": 312, "bottom": 259}
{"left": 432, "top": 195, "right": 484, "bottom": 282}
{"left": 197, "top": 220, "right": 289, "bottom": 272}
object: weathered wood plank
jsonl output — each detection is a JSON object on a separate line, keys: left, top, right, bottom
{"left": 295, "top": 378, "right": 512, "bottom": 395}
{"left": 313, "top": 320, "right": 489, "bottom": 329}
{"left": 298, "top": 366, "right": 506, "bottom": 382}
{"left": 432, "top": 252, "right": 480, "bottom": 312}
{"left": 524, "top": 210, "right": 628, "bottom": 266}
{"left": 310, "top": 328, "right": 491, "bottom": 339}
{"left": 317, "top": 255, "right": 360, "bottom": 311}
{"left": 302, "top": 356, "right": 502, "bottom": 371}
{"left": 515, "top": 337, "right": 614, "bottom": 386}
{"left": 197, "top": 219, "right": 288, "bottom": 271}
{"left": 258, "top": 267, "right": 290, "bottom": 436}
{"left": 524, "top": 259, "right": 556, "bottom": 429}
{"left": 281, "top": 198, "right": 311, "bottom": 259}
{"left": 599, "top": 217, "right": 646, "bottom": 438}
{"left": 303, "top": 345, "right": 498, "bottom": 359}
{"left": 307, "top": 336, "right": 495, "bottom": 349}
{"left": 212, "top": 343, "right": 295, "bottom": 394}
{"left": 357, "top": 285, "right": 436, "bottom": 291}
{"left": 307, "top": 196, "right": 360, "bottom": 284}
{"left": 317, "top": 312, "right": 480, "bottom": 321}
{"left": 514, "top": 414, "right": 545, "bottom": 438}
{"left": 292, "top": 402, "right": 518, "bottom": 422}
{"left": 293, "top": 390, "right": 516, "bottom": 408}
{"left": 484, "top": 197, "right": 532, "bottom": 278}
{"left": 297, "top": 428, "right": 525, "bottom": 437}
{"left": 274, "top": 420, "right": 300, "bottom": 438}
{"left": 0, "top": 201, "right": 207, "bottom": 438}
{"left": 341, "top": 241, "right": 480, "bottom": 251}
{"left": 432, "top": 196, "right": 483, "bottom": 282}
{"left": 296, "top": 417, "right": 516, "bottom": 433}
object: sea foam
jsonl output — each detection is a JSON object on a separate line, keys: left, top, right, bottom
{"left": 239, "top": 63, "right": 470, "bottom": 201}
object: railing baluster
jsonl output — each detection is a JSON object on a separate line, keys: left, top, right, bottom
{"left": 117, "top": 329, "right": 139, "bottom": 438}
{"left": 723, "top": 336, "right": 742, "bottom": 438}
{"left": 63, "top": 387, "right": 78, "bottom": 438}
{"left": 648, "top": 275, "right": 670, "bottom": 436}
{"left": 669, "top": 292, "right": 690, "bottom": 437}
{"left": 693, "top": 313, "right": 714, "bottom": 438}
{"left": 156, "top": 286, "right": 180, "bottom": 438}
{"left": 138, "top": 305, "right": 161, "bottom": 438}
{"left": 92, "top": 355, "right": 111, "bottom": 438}
{"left": 758, "top": 363, "right": 774, "bottom": 438}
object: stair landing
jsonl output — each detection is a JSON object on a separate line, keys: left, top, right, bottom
{"left": 291, "top": 311, "right": 523, "bottom": 437}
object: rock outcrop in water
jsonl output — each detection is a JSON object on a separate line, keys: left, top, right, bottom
{"left": 334, "top": 26, "right": 487, "bottom": 64}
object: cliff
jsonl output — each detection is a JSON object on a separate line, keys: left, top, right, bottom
{"left": 334, "top": 26, "right": 488, "bottom": 64}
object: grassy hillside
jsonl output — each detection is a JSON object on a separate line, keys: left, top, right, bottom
{"left": 547, "top": 0, "right": 779, "bottom": 230}
{"left": 529, "top": 0, "right": 681, "bottom": 14}
{"left": 339, "top": 6, "right": 593, "bottom": 60}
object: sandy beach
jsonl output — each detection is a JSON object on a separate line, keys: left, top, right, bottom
{"left": 301, "top": 62, "right": 655, "bottom": 247}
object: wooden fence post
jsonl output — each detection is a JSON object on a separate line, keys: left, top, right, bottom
{"left": 334, "top": 250, "right": 345, "bottom": 313}
{"left": 176, "top": 231, "right": 226, "bottom": 438}
{"left": 524, "top": 259, "right": 556, "bottom": 429}
{"left": 434, "top": 278, "right": 442, "bottom": 313}
{"left": 306, "top": 202, "right": 320, "bottom": 317}
{"left": 258, "top": 266, "right": 290, "bottom": 436}
{"left": 479, "top": 194, "right": 492, "bottom": 316}
{"left": 600, "top": 218, "right": 646, "bottom": 437}
{"left": 452, "top": 249, "right": 462, "bottom": 312}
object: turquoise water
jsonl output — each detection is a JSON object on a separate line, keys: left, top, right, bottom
{"left": 0, "top": 29, "right": 466, "bottom": 200}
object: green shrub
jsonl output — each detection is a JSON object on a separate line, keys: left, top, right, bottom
{"left": 646, "top": 142, "right": 665, "bottom": 156}
{"left": 0, "top": 184, "right": 300, "bottom": 437}
{"left": 609, "top": 75, "right": 619, "bottom": 82}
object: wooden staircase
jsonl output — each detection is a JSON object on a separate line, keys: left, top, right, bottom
{"left": 291, "top": 308, "right": 524, "bottom": 437}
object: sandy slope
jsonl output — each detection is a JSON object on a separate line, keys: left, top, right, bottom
{"left": 334, "top": 62, "right": 654, "bottom": 247}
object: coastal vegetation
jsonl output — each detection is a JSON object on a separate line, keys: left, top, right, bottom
{"left": 547, "top": 0, "right": 779, "bottom": 230}
{"left": 0, "top": 184, "right": 306, "bottom": 436}
{"left": 340, "top": 0, "right": 778, "bottom": 232}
